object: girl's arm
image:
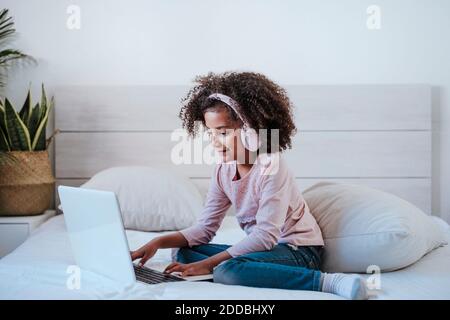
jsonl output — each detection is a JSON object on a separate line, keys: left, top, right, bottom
{"left": 133, "top": 231, "right": 233, "bottom": 273}
{"left": 178, "top": 164, "right": 231, "bottom": 247}
{"left": 164, "top": 249, "right": 232, "bottom": 276}
{"left": 131, "top": 165, "right": 230, "bottom": 267}
{"left": 153, "top": 231, "right": 188, "bottom": 248}
{"left": 131, "top": 231, "right": 187, "bottom": 266}
{"left": 201, "top": 250, "right": 232, "bottom": 269}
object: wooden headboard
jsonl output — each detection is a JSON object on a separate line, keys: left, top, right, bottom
{"left": 53, "top": 85, "right": 431, "bottom": 213}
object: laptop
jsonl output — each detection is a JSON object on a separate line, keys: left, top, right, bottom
{"left": 58, "top": 185, "right": 213, "bottom": 285}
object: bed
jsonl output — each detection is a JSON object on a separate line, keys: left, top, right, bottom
{"left": 1, "top": 84, "right": 449, "bottom": 299}
{"left": 0, "top": 214, "right": 449, "bottom": 300}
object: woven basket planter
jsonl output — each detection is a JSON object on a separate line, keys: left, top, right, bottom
{"left": 0, "top": 150, "right": 55, "bottom": 216}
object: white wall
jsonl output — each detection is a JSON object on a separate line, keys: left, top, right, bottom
{"left": 2, "top": 0, "right": 449, "bottom": 221}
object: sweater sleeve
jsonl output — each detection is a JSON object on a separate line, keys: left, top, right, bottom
{"left": 226, "top": 160, "right": 290, "bottom": 257}
{"left": 179, "top": 164, "right": 231, "bottom": 247}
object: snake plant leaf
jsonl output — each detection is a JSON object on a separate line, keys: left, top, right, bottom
{"left": 0, "top": 102, "right": 7, "bottom": 138}
{"left": 28, "top": 102, "right": 41, "bottom": 143}
{"left": 4, "top": 98, "right": 31, "bottom": 151}
{"left": 18, "top": 89, "right": 32, "bottom": 126}
{"left": 0, "top": 100, "right": 10, "bottom": 151}
{"left": 0, "top": 125, "right": 9, "bottom": 151}
{"left": 39, "top": 84, "right": 47, "bottom": 120}
{"left": 32, "top": 96, "right": 53, "bottom": 150}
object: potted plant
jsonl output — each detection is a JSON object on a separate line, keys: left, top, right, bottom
{"left": 0, "top": 85, "right": 58, "bottom": 215}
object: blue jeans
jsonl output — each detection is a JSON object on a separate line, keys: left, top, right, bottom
{"left": 176, "top": 243, "right": 323, "bottom": 291}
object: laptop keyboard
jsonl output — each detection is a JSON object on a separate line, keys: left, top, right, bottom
{"left": 133, "top": 264, "right": 186, "bottom": 284}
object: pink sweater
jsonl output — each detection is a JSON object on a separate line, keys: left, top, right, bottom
{"left": 180, "top": 153, "right": 324, "bottom": 257}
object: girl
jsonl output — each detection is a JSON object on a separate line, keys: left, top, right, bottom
{"left": 131, "top": 72, "right": 367, "bottom": 300}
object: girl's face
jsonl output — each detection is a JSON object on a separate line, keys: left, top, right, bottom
{"left": 204, "top": 108, "right": 245, "bottom": 163}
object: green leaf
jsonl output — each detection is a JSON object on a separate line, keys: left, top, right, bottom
{"left": 0, "top": 102, "right": 8, "bottom": 148}
{"left": 32, "top": 96, "right": 53, "bottom": 151}
{"left": 0, "top": 9, "right": 15, "bottom": 43}
{"left": 0, "top": 125, "right": 10, "bottom": 151}
{"left": 0, "top": 101, "right": 7, "bottom": 135}
{"left": 0, "top": 19, "right": 13, "bottom": 32}
{"left": 0, "top": 49, "right": 28, "bottom": 65}
{"left": 40, "top": 84, "right": 47, "bottom": 120}
{"left": 0, "top": 9, "right": 34, "bottom": 88}
{"left": 4, "top": 98, "right": 31, "bottom": 151}
{"left": 0, "top": 9, "right": 11, "bottom": 23}
{"left": 28, "top": 102, "right": 41, "bottom": 143}
{"left": 0, "top": 100, "right": 9, "bottom": 147}
{"left": 19, "top": 89, "right": 32, "bottom": 126}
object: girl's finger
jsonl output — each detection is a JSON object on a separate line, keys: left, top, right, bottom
{"left": 130, "top": 249, "right": 143, "bottom": 261}
{"left": 164, "top": 262, "right": 179, "bottom": 273}
{"left": 167, "top": 264, "right": 184, "bottom": 274}
{"left": 166, "top": 265, "right": 181, "bottom": 274}
{"left": 181, "top": 269, "right": 191, "bottom": 277}
{"left": 138, "top": 254, "right": 150, "bottom": 267}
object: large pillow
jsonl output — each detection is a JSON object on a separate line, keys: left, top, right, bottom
{"left": 303, "top": 182, "right": 448, "bottom": 273}
{"left": 59, "top": 166, "right": 203, "bottom": 232}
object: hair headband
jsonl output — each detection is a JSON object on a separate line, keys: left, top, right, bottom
{"left": 207, "top": 93, "right": 246, "bottom": 124}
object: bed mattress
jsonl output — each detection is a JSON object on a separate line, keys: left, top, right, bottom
{"left": 0, "top": 214, "right": 449, "bottom": 300}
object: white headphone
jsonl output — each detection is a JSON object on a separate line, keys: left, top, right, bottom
{"left": 207, "top": 93, "right": 261, "bottom": 152}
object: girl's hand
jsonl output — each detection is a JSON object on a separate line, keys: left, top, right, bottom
{"left": 164, "top": 261, "right": 213, "bottom": 277}
{"left": 130, "top": 240, "right": 159, "bottom": 266}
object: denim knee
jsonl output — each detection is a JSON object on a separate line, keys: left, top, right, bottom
{"left": 213, "top": 258, "right": 244, "bottom": 285}
{"left": 176, "top": 247, "right": 189, "bottom": 263}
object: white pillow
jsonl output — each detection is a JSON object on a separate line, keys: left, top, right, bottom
{"left": 59, "top": 166, "right": 203, "bottom": 232}
{"left": 303, "top": 182, "right": 448, "bottom": 273}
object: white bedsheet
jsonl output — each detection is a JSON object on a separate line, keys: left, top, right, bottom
{"left": 0, "top": 215, "right": 449, "bottom": 300}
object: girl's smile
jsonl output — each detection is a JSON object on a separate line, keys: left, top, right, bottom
{"left": 204, "top": 108, "right": 242, "bottom": 164}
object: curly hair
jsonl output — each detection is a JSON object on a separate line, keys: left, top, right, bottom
{"left": 179, "top": 71, "right": 297, "bottom": 153}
